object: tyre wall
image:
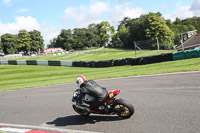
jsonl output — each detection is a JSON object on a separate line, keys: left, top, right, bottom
{"left": 0, "top": 48, "right": 199, "bottom": 67}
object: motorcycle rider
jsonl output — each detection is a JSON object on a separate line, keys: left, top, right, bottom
{"left": 76, "top": 75, "right": 108, "bottom": 110}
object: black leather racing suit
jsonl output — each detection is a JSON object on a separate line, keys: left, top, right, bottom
{"left": 80, "top": 80, "right": 108, "bottom": 110}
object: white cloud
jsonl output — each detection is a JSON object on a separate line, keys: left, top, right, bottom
{"left": 110, "top": 5, "right": 144, "bottom": 27}
{"left": 40, "top": 23, "right": 62, "bottom": 45}
{"left": 15, "top": 8, "right": 29, "bottom": 13}
{"left": 190, "top": 0, "right": 200, "bottom": 10}
{"left": 164, "top": 5, "right": 193, "bottom": 21}
{"left": 164, "top": 0, "right": 200, "bottom": 21}
{"left": 117, "top": 0, "right": 130, "bottom": 3}
{"left": 62, "top": 1, "right": 110, "bottom": 28}
{"left": 0, "top": 16, "right": 61, "bottom": 46}
{"left": 156, "top": 4, "right": 169, "bottom": 11}
{"left": 190, "top": 0, "right": 200, "bottom": 16}
{"left": 2, "top": 0, "right": 12, "bottom": 6}
{"left": 62, "top": 1, "right": 144, "bottom": 29}
{"left": 0, "top": 16, "right": 40, "bottom": 34}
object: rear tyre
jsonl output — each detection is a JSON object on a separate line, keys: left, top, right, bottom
{"left": 72, "top": 105, "right": 90, "bottom": 116}
{"left": 113, "top": 98, "right": 134, "bottom": 118}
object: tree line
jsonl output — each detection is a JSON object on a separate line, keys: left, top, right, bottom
{"left": 48, "top": 12, "right": 200, "bottom": 50}
{"left": 0, "top": 30, "right": 44, "bottom": 54}
{"left": 1, "top": 12, "right": 200, "bottom": 54}
{"left": 48, "top": 21, "right": 115, "bottom": 50}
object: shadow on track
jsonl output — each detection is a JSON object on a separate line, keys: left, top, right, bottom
{"left": 46, "top": 115, "right": 124, "bottom": 126}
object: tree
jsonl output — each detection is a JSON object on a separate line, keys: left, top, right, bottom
{"left": 96, "top": 21, "right": 115, "bottom": 47}
{"left": 111, "top": 25, "right": 129, "bottom": 48}
{"left": 145, "top": 13, "right": 174, "bottom": 49}
{"left": 73, "top": 28, "right": 89, "bottom": 49}
{"left": 145, "top": 13, "right": 174, "bottom": 40}
{"left": 118, "top": 17, "right": 132, "bottom": 28}
{"left": 0, "top": 40, "right": 3, "bottom": 53}
{"left": 1, "top": 33, "right": 18, "bottom": 54}
{"left": 48, "top": 37, "right": 57, "bottom": 48}
{"left": 17, "top": 30, "right": 31, "bottom": 54}
{"left": 29, "top": 30, "right": 44, "bottom": 52}
{"left": 56, "top": 29, "right": 74, "bottom": 50}
{"left": 88, "top": 24, "right": 101, "bottom": 47}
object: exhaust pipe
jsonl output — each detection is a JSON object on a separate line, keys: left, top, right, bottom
{"left": 72, "top": 101, "right": 90, "bottom": 112}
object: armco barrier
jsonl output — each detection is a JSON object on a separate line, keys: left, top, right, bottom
{"left": 27, "top": 60, "right": 37, "bottom": 65}
{"left": 0, "top": 60, "right": 73, "bottom": 67}
{"left": 36, "top": 60, "right": 49, "bottom": 66}
{"left": 17, "top": 60, "right": 27, "bottom": 65}
{"left": 8, "top": 60, "right": 17, "bottom": 65}
{"left": 48, "top": 60, "right": 61, "bottom": 66}
{"left": 0, "top": 60, "right": 8, "bottom": 65}
{"left": 60, "top": 61, "right": 73, "bottom": 67}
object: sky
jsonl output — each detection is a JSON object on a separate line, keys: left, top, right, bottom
{"left": 0, "top": 0, "right": 200, "bottom": 45}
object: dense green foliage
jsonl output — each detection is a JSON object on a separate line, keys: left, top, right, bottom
{"left": 49, "top": 12, "right": 200, "bottom": 51}
{"left": 29, "top": 30, "right": 44, "bottom": 51}
{"left": 110, "top": 13, "right": 200, "bottom": 49}
{"left": 1, "top": 33, "right": 18, "bottom": 54}
{"left": 1, "top": 12, "right": 200, "bottom": 54}
{"left": 48, "top": 21, "right": 115, "bottom": 50}
{"left": 0, "top": 41, "right": 3, "bottom": 53}
{"left": 0, "top": 30, "right": 44, "bottom": 54}
{"left": 17, "top": 30, "right": 32, "bottom": 53}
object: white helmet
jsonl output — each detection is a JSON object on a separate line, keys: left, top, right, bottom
{"left": 76, "top": 75, "right": 86, "bottom": 87}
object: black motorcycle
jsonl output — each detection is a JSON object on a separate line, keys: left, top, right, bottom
{"left": 72, "top": 89, "right": 134, "bottom": 118}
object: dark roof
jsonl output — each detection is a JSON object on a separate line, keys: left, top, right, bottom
{"left": 177, "top": 33, "right": 200, "bottom": 49}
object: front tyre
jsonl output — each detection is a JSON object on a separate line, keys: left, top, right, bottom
{"left": 113, "top": 98, "right": 134, "bottom": 118}
{"left": 72, "top": 105, "right": 90, "bottom": 116}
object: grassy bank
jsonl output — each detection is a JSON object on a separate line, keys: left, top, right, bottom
{"left": 14, "top": 48, "right": 175, "bottom": 61}
{"left": 1, "top": 57, "right": 200, "bottom": 91}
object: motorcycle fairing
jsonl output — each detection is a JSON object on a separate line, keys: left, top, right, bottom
{"left": 105, "top": 90, "right": 120, "bottom": 103}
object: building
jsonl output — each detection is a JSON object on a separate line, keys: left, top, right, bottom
{"left": 42, "top": 47, "right": 63, "bottom": 53}
{"left": 176, "top": 30, "right": 200, "bottom": 51}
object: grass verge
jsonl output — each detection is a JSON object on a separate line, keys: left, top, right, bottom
{"left": 14, "top": 48, "right": 175, "bottom": 61}
{"left": 0, "top": 57, "right": 200, "bottom": 92}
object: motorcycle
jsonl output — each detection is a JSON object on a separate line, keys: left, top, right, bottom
{"left": 71, "top": 89, "right": 134, "bottom": 118}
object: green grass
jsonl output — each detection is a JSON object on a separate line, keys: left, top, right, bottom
{"left": 1, "top": 57, "right": 200, "bottom": 91}
{"left": 14, "top": 48, "right": 175, "bottom": 61}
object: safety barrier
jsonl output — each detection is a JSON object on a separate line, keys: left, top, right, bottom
{"left": 172, "top": 48, "right": 200, "bottom": 60}
{"left": 0, "top": 48, "right": 199, "bottom": 67}
{"left": 131, "top": 53, "right": 173, "bottom": 65}
{"left": 0, "top": 60, "right": 73, "bottom": 67}
{"left": 72, "top": 60, "right": 114, "bottom": 68}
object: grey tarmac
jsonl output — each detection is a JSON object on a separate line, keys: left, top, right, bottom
{"left": 0, "top": 71, "right": 200, "bottom": 133}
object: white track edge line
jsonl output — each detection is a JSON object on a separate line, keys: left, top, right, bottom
{"left": 0, "top": 123, "right": 100, "bottom": 133}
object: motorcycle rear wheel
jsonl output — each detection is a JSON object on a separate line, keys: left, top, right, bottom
{"left": 113, "top": 98, "right": 134, "bottom": 118}
{"left": 72, "top": 105, "right": 90, "bottom": 116}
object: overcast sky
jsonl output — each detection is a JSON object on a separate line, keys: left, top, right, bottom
{"left": 0, "top": 0, "right": 200, "bottom": 45}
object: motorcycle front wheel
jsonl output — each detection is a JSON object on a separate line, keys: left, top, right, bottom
{"left": 72, "top": 105, "right": 90, "bottom": 116}
{"left": 113, "top": 98, "right": 134, "bottom": 118}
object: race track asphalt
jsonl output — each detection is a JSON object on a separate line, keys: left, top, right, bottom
{"left": 0, "top": 71, "right": 200, "bottom": 133}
